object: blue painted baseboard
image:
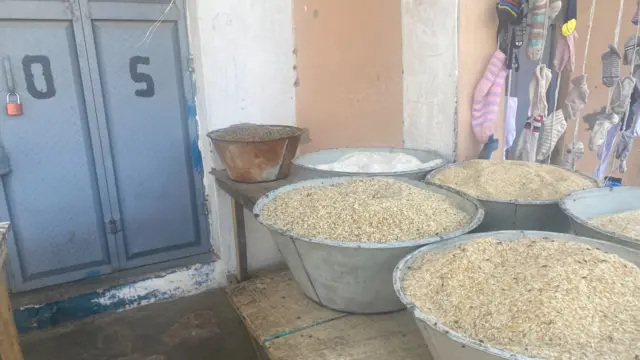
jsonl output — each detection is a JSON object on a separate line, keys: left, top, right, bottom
{"left": 14, "top": 262, "right": 223, "bottom": 334}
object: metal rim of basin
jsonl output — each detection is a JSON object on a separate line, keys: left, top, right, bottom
{"left": 425, "top": 161, "right": 600, "bottom": 205}
{"left": 253, "top": 176, "right": 485, "bottom": 249}
{"left": 293, "top": 147, "right": 451, "bottom": 177}
{"left": 560, "top": 186, "right": 640, "bottom": 245}
{"left": 207, "top": 124, "right": 304, "bottom": 143}
{"left": 393, "top": 230, "right": 640, "bottom": 360}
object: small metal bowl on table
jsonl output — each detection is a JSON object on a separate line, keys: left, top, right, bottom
{"left": 207, "top": 124, "right": 304, "bottom": 183}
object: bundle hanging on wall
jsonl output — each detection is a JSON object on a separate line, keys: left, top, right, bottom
{"left": 563, "top": 0, "right": 597, "bottom": 170}
{"left": 593, "top": 0, "right": 640, "bottom": 181}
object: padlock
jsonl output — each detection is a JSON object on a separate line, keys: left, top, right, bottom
{"left": 6, "top": 93, "right": 23, "bottom": 116}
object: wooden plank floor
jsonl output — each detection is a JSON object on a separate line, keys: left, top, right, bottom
{"left": 227, "top": 270, "right": 432, "bottom": 360}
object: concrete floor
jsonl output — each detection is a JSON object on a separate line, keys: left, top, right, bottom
{"left": 20, "top": 289, "right": 259, "bottom": 360}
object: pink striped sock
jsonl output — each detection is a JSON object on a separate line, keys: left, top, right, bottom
{"left": 472, "top": 50, "right": 507, "bottom": 143}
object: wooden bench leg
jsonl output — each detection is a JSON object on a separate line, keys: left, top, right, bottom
{"left": 232, "top": 199, "right": 248, "bottom": 282}
{"left": 0, "top": 274, "right": 23, "bottom": 360}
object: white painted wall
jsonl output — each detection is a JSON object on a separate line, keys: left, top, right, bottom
{"left": 185, "top": 0, "right": 460, "bottom": 283}
{"left": 401, "top": 0, "right": 459, "bottom": 159}
{"left": 187, "top": 0, "right": 294, "bottom": 279}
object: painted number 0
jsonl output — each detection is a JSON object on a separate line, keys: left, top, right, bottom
{"left": 129, "top": 56, "right": 155, "bottom": 98}
{"left": 22, "top": 55, "right": 56, "bottom": 100}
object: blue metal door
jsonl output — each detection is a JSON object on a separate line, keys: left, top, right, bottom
{"left": 0, "top": 0, "right": 119, "bottom": 291}
{"left": 82, "top": 0, "right": 210, "bottom": 269}
{"left": 0, "top": 0, "right": 209, "bottom": 291}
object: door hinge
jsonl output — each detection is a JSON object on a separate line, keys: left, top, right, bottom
{"left": 201, "top": 199, "right": 209, "bottom": 216}
{"left": 187, "top": 55, "right": 195, "bottom": 73}
{"left": 107, "top": 219, "right": 121, "bottom": 235}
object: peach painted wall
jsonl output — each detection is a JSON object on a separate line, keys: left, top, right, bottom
{"left": 562, "top": 0, "right": 640, "bottom": 185}
{"left": 457, "top": 0, "right": 506, "bottom": 161}
{"left": 293, "top": 0, "right": 404, "bottom": 153}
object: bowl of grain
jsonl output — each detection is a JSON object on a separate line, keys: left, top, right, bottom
{"left": 253, "top": 177, "right": 484, "bottom": 314}
{"left": 207, "top": 124, "right": 304, "bottom": 183}
{"left": 426, "top": 160, "right": 599, "bottom": 233}
{"left": 560, "top": 186, "right": 640, "bottom": 251}
{"left": 394, "top": 230, "right": 640, "bottom": 360}
{"left": 293, "top": 147, "right": 450, "bottom": 181}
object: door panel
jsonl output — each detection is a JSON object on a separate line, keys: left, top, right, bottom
{"left": 86, "top": 0, "right": 210, "bottom": 267}
{"left": 0, "top": 15, "right": 116, "bottom": 290}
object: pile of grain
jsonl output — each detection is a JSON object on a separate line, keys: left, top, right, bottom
{"left": 212, "top": 124, "right": 300, "bottom": 142}
{"left": 430, "top": 160, "right": 597, "bottom": 201}
{"left": 259, "top": 178, "right": 472, "bottom": 243}
{"left": 403, "top": 237, "right": 640, "bottom": 359}
{"left": 590, "top": 209, "right": 640, "bottom": 240}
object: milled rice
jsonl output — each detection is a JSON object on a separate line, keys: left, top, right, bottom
{"left": 259, "top": 178, "right": 472, "bottom": 243}
{"left": 403, "top": 237, "right": 640, "bottom": 359}
{"left": 430, "top": 160, "right": 597, "bottom": 201}
{"left": 589, "top": 209, "right": 640, "bottom": 241}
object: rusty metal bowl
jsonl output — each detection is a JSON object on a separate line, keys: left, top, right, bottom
{"left": 207, "top": 124, "right": 304, "bottom": 183}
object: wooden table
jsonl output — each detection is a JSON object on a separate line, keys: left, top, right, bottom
{"left": 0, "top": 223, "right": 23, "bottom": 360}
{"left": 211, "top": 169, "right": 325, "bottom": 282}
{"left": 227, "top": 269, "right": 432, "bottom": 360}
{"left": 215, "top": 173, "right": 434, "bottom": 359}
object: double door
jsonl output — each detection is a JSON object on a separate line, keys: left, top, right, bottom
{"left": 0, "top": 0, "right": 209, "bottom": 292}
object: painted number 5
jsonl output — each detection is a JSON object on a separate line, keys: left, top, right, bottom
{"left": 129, "top": 56, "right": 155, "bottom": 98}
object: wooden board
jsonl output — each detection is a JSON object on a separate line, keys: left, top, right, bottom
{"left": 210, "top": 168, "right": 330, "bottom": 211}
{"left": 227, "top": 270, "right": 344, "bottom": 342}
{"left": 0, "top": 222, "right": 24, "bottom": 360}
{"left": 227, "top": 270, "right": 431, "bottom": 360}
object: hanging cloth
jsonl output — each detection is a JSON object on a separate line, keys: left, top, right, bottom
{"left": 504, "top": 96, "right": 518, "bottom": 151}
{"left": 594, "top": 123, "right": 621, "bottom": 181}
{"left": 472, "top": 51, "right": 509, "bottom": 144}
{"left": 478, "top": 134, "right": 500, "bottom": 159}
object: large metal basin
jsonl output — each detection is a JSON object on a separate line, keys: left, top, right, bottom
{"left": 293, "top": 147, "right": 450, "bottom": 181}
{"left": 560, "top": 186, "right": 640, "bottom": 251}
{"left": 426, "top": 162, "right": 599, "bottom": 233}
{"left": 394, "top": 230, "right": 640, "bottom": 360}
{"left": 207, "top": 124, "right": 303, "bottom": 183}
{"left": 253, "top": 177, "right": 484, "bottom": 314}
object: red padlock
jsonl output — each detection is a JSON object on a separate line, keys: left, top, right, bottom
{"left": 6, "top": 93, "right": 22, "bottom": 116}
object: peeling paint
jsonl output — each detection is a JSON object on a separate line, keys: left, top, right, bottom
{"left": 14, "top": 262, "right": 226, "bottom": 334}
{"left": 92, "top": 263, "right": 221, "bottom": 309}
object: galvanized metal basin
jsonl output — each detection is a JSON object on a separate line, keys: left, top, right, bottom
{"left": 393, "top": 230, "right": 640, "bottom": 360}
{"left": 426, "top": 162, "right": 599, "bottom": 233}
{"left": 293, "top": 147, "right": 450, "bottom": 181}
{"left": 207, "top": 125, "right": 303, "bottom": 183}
{"left": 560, "top": 186, "right": 640, "bottom": 251}
{"left": 253, "top": 177, "right": 484, "bottom": 314}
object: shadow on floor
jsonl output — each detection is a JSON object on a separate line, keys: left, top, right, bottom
{"left": 20, "top": 289, "right": 258, "bottom": 360}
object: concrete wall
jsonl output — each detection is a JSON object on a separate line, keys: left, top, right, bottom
{"left": 294, "top": 0, "right": 404, "bottom": 153}
{"left": 188, "top": 0, "right": 461, "bottom": 281}
{"left": 402, "top": 0, "right": 458, "bottom": 158}
{"left": 187, "top": 0, "right": 294, "bottom": 276}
